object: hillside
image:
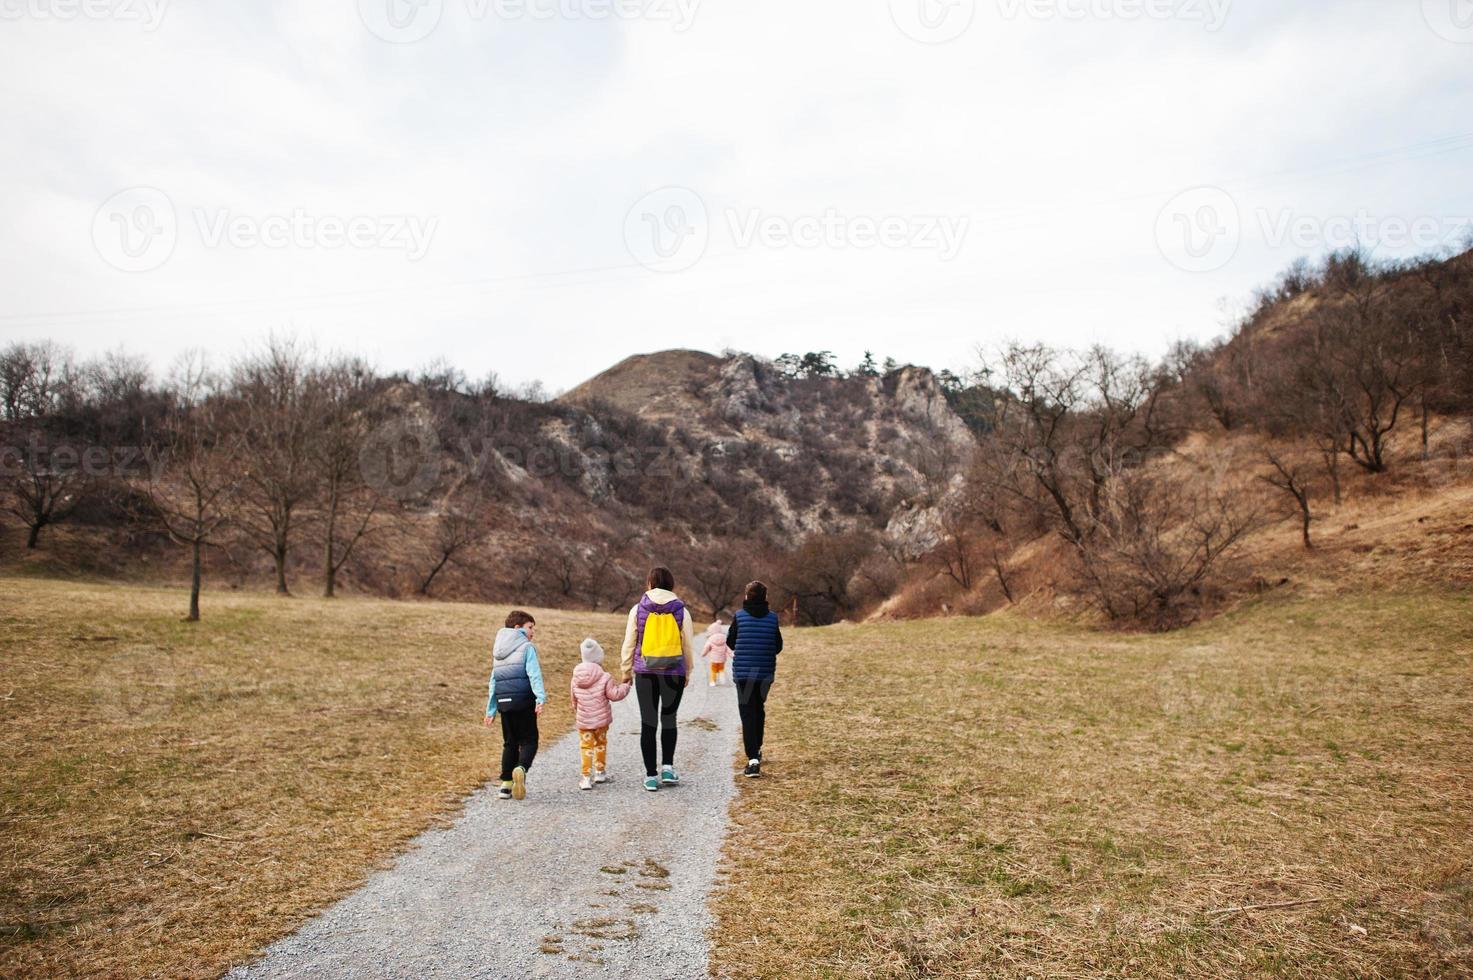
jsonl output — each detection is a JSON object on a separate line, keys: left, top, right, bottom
{"left": 878, "top": 247, "right": 1473, "bottom": 626}
{"left": 3, "top": 249, "right": 1469, "bottom": 628}
{"left": 0, "top": 347, "right": 977, "bottom": 618}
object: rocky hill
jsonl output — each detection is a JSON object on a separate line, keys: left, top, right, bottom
{"left": 560, "top": 350, "right": 974, "bottom": 544}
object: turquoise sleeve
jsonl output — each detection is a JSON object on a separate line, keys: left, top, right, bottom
{"left": 525, "top": 645, "right": 547, "bottom": 704}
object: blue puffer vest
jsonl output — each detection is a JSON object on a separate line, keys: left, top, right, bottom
{"left": 731, "top": 603, "right": 780, "bottom": 682}
{"left": 490, "top": 627, "right": 535, "bottom": 712}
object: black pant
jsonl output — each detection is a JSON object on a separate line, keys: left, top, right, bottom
{"left": 498, "top": 708, "right": 538, "bottom": 782}
{"left": 635, "top": 673, "right": 686, "bottom": 776}
{"left": 735, "top": 678, "right": 773, "bottom": 761}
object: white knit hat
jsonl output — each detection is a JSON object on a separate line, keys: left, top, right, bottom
{"left": 580, "top": 637, "right": 605, "bottom": 663}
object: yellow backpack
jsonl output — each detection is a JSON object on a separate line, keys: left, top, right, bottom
{"left": 639, "top": 604, "right": 685, "bottom": 670}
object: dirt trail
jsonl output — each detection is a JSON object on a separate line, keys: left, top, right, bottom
{"left": 231, "top": 645, "right": 740, "bottom": 979}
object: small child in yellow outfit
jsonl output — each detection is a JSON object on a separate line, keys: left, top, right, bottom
{"left": 702, "top": 621, "right": 730, "bottom": 687}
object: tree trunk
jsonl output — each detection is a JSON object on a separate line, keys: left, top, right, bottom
{"left": 1421, "top": 399, "right": 1431, "bottom": 461}
{"left": 26, "top": 522, "right": 41, "bottom": 549}
{"left": 274, "top": 544, "right": 290, "bottom": 595}
{"left": 1299, "top": 503, "right": 1313, "bottom": 550}
{"left": 323, "top": 532, "right": 337, "bottom": 600}
{"left": 420, "top": 555, "right": 450, "bottom": 596}
{"left": 188, "top": 538, "right": 202, "bottom": 622}
{"left": 323, "top": 494, "right": 338, "bottom": 598}
{"left": 992, "top": 552, "right": 1015, "bottom": 604}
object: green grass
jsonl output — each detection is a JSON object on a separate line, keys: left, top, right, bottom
{"left": 711, "top": 589, "right": 1473, "bottom": 978}
{"left": 0, "top": 576, "right": 624, "bottom": 979}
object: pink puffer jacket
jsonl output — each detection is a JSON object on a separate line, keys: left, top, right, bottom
{"left": 702, "top": 628, "right": 729, "bottom": 664}
{"left": 571, "top": 662, "right": 632, "bottom": 730}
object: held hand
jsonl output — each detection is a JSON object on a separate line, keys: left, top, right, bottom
{"left": 622, "top": 672, "right": 632, "bottom": 684}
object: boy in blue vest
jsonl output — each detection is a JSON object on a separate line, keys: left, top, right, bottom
{"left": 727, "top": 581, "right": 783, "bottom": 778}
{"left": 483, "top": 610, "right": 547, "bottom": 800}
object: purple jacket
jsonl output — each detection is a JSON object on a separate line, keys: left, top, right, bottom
{"left": 620, "top": 589, "right": 694, "bottom": 677}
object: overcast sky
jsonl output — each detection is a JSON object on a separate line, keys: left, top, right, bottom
{"left": 2, "top": 0, "right": 1471, "bottom": 392}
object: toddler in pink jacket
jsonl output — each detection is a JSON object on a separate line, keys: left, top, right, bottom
{"left": 702, "top": 621, "right": 730, "bottom": 686}
{"left": 570, "top": 638, "right": 632, "bottom": 790}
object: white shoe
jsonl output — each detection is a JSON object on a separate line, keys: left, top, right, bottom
{"left": 593, "top": 770, "right": 608, "bottom": 784}
{"left": 579, "top": 776, "right": 593, "bottom": 791}
{"left": 708, "top": 680, "right": 716, "bottom": 687}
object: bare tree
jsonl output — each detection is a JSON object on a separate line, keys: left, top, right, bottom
{"left": 1260, "top": 449, "right": 1314, "bottom": 550}
{"left": 976, "top": 342, "right": 1167, "bottom": 548}
{"left": 535, "top": 540, "right": 580, "bottom": 602}
{"left": 229, "top": 337, "right": 319, "bottom": 594}
{"left": 509, "top": 543, "right": 545, "bottom": 597}
{"left": 3, "top": 430, "right": 94, "bottom": 548}
{"left": 0, "top": 341, "right": 72, "bottom": 422}
{"left": 148, "top": 356, "right": 239, "bottom": 621}
{"left": 778, "top": 530, "right": 878, "bottom": 625}
{"left": 1302, "top": 252, "right": 1419, "bottom": 474}
{"left": 932, "top": 506, "right": 977, "bottom": 590}
{"left": 419, "top": 481, "right": 493, "bottom": 596}
{"left": 581, "top": 540, "right": 639, "bottom": 612}
{"left": 0, "top": 343, "right": 91, "bottom": 548}
{"left": 687, "top": 543, "right": 752, "bottom": 617}
{"left": 1074, "top": 468, "right": 1262, "bottom": 629}
{"left": 988, "top": 539, "right": 1017, "bottom": 604}
{"left": 312, "top": 357, "right": 384, "bottom": 598}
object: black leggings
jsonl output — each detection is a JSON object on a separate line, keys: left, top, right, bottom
{"left": 635, "top": 673, "right": 686, "bottom": 776}
{"left": 735, "top": 678, "right": 773, "bottom": 761}
{"left": 498, "top": 708, "right": 538, "bottom": 782}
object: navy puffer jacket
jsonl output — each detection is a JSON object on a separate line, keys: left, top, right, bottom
{"left": 728, "top": 600, "right": 783, "bottom": 682}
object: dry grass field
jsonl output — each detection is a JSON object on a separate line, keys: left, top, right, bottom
{"left": 5, "top": 576, "right": 1471, "bottom": 979}
{"left": 0, "top": 577, "right": 624, "bottom": 978}
{"left": 711, "top": 589, "right": 1473, "bottom": 978}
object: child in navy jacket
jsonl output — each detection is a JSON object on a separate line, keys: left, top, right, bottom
{"left": 727, "top": 581, "right": 783, "bottom": 777}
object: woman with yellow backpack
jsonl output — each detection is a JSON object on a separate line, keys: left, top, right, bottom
{"left": 619, "top": 566, "right": 696, "bottom": 792}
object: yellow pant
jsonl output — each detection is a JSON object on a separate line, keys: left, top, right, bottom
{"left": 709, "top": 662, "right": 726, "bottom": 683}
{"left": 579, "top": 727, "right": 609, "bottom": 776}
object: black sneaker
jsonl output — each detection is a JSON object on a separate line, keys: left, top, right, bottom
{"left": 496, "top": 782, "right": 513, "bottom": 800}
{"left": 743, "top": 759, "right": 761, "bottom": 778}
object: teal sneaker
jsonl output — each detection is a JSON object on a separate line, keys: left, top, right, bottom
{"left": 660, "top": 766, "right": 680, "bottom": 786}
{"left": 643, "top": 776, "right": 660, "bottom": 792}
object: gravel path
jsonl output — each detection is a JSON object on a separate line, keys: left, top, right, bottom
{"left": 231, "top": 646, "right": 741, "bottom": 980}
